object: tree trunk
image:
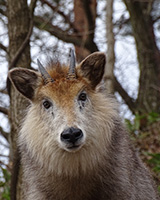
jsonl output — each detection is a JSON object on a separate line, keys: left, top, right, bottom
{"left": 104, "top": 0, "right": 115, "bottom": 94}
{"left": 74, "top": 0, "right": 98, "bottom": 61}
{"left": 123, "top": 1, "right": 160, "bottom": 186}
{"left": 7, "top": 0, "right": 31, "bottom": 199}
{"left": 123, "top": 1, "right": 160, "bottom": 114}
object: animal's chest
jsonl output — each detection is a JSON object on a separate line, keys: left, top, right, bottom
{"left": 37, "top": 174, "right": 102, "bottom": 200}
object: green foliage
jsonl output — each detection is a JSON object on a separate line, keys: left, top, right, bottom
{"left": 125, "top": 112, "right": 160, "bottom": 133}
{"left": 0, "top": 166, "right": 11, "bottom": 200}
{"left": 125, "top": 114, "right": 144, "bottom": 133}
{"left": 158, "top": 185, "right": 160, "bottom": 193}
{"left": 148, "top": 153, "right": 160, "bottom": 192}
{"left": 147, "top": 112, "right": 160, "bottom": 124}
{"left": 148, "top": 153, "right": 160, "bottom": 173}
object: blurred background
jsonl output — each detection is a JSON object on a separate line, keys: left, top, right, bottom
{"left": 0, "top": 0, "right": 160, "bottom": 199}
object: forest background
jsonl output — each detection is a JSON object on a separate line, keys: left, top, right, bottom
{"left": 0, "top": 0, "right": 160, "bottom": 199}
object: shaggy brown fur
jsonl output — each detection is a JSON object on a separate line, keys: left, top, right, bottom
{"left": 9, "top": 52, "right": 159, "bottom": 200}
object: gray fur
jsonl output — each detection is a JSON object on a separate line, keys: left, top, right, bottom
{"left": 20, "top": 121, "right": 159, "bottom": 200}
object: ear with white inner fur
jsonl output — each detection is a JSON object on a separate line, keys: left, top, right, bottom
{"left": 78, "top": 52, "right": 106, "bottom": 89}
{"left": 8, "top": 68, "right": 40, "bottom": 100}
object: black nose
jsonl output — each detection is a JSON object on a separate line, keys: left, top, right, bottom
{"left": 61, "top": 127, "right": 83, "bottom": 144}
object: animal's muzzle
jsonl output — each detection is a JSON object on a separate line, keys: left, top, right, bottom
{"left": 61, "top": 127, "right": 83, "bottom": 145}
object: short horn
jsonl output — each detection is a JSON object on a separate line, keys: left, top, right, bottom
{"left": 67, "top": 49, "right": 76, "bottom": 79}
{"left": 37, "top": 59, "right": 54, "bottom": 84}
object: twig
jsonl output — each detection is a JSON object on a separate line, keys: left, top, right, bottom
{"left": 0, "top": 88, "right": 8, "bottom": 95}
{"left": 30, "top": 0, "right": 38, "bottom": 18}
{"left": 34, "top": 16, "right": 82, "bottom": 46}
{"left": 0, "top": 154, "right": 9, "bottom": 158}
{"left": 0, "top": 160, "right": 8, "bottom": 167}
{"left": 0, "top": 106, "right": 8, "bottom": 115}
{"left": 0, "top": 42, "right": 8, "bottom": 53}
{"left": 41, "top": 0, "right": 77, "bottom": 31}
{"left": 114, "top": 76, "right": 137, "bottom": 114}
{"left": 0, "top": 139, "right": 9, "bottom": 148}
{"left": 0, "top": 126, "right": 9, "bottom": 142}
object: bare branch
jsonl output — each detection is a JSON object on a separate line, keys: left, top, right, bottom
{"left": 34, "top": 16, "right": 82, "bottom": 46}
{"left": 41, "top": 0, "right": 77, "bottom": 31}
{"left": 0, "top": 154, "right": 9, "bottom": 158}
{"left": 0, "top": 0, "right": 6, "bottom": 16}
{"left": 153, "top": 16, "right": 160, "bottom": 23}
{"left": 0, "top": 160, "right": 8, "bottom": 166}
{"left": 0, "top": 88, "right": 8, "bottom": 95}
{"left": 29, "top": 0, "right": 38, "bottom": 18}
{"left": 0, "top": 126, "right": 9, "bottom": 142}
{"left": 114, "top": 76, "right": 137, "bottom": 114}
{"left": 34, "top": 16, "right": 98, "bottom": 53}
{"left": 0, "top": 160, "right": 11, "bottom": 172}
{"left": 0, "top": 106, "right": 8, "bottom": 115}
{"left": 0, "top": 42, "right": 8, "bottom": 53}
{"left": 0, "top": 8, "right": 6, "bottom": 16}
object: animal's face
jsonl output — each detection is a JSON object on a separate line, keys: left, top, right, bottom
{"left": 8, "top": 52, "right": 117, "bottom": 175}
{"left": 36, "top": 79, "right": 90, "bottom": 152}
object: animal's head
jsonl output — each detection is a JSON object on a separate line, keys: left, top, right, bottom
{"left": 9, "top": 51, "right": 118, "bottom": 175}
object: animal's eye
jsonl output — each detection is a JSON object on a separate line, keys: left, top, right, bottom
{"left": 78, "top": 92, "right": 87, "bottom": 101}
{"left": 43, "top": 100, "right": 52, "bottom": 109}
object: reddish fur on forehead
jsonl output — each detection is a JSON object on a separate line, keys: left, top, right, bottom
{"left": 44, "top": 62, "right": 87, "bottom": 83}
{"left": 46, "top": 62, "right": 69, "bottom": 80}
{"left": 38, "top": 62, "right": 89, "bottom": 106}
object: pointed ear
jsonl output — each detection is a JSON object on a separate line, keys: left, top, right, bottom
{"left": 78, "top": 52, "right": 106, "bottom": 89}
{"left": 8, "top": 68, "right": 40, "bottom": 100}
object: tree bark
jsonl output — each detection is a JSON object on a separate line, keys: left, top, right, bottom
{"left": 123, "top": 1, "right": 160, "bottom": 114}
{"left": 7, "top": 0, "right": 31, "bottom": 199}
{"left": 104, "top": 0, "right": 115, "bottom": 94}
{"left": 74, "top": 0, "right": 98, "bottom": 61}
